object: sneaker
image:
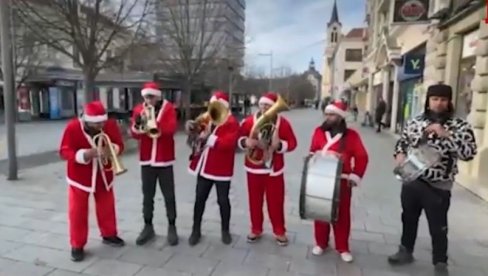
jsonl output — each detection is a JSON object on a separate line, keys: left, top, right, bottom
{"left": 246, "top": 233, "right": 262, "bottom": 243}
{"left": 275, "top": 235, "right": 288, "bottom": 246}
{"left": 340, "top": 252, "right": 354, "bottom": 263}
{"left": 388, "top": 245, "right": 414, "bottom": 265}
{"left": 70, "top": 248, "right": 84, "bottom": 262}
{"left": 136, "top": 224, "right": 155, "bottom": 246}
{"left": 188, "top": 230, "right": 201, "bottom": 246}
{"left": 221, "top": 231, "right": 232, "bottom": 245}
{"left": 102, "top": 236, "right": 125, "bottom": 247}
{"left": 167, "top": 225, "right": 179, "bottom": 246}
{"left": 434, "top": 262, "right": 449, "bottom": 275}
{"left": 312, "top": 246, "right": 324, "bottom": 256}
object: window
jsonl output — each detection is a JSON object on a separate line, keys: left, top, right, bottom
{"left": 344, "top": 70, "right": 355, "bottom": 81}
{"left": 345, "top": 49, "right": 362, "bottom": 62}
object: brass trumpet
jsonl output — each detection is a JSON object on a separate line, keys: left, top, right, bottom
{"left": 139, "top": 103, "right": 160, "bottom": 139}
{"left": 92, "top": 132, "right": 127, "bottom": 175}
{"left": 246, "top": 94, "right": 289, "bottom": 165}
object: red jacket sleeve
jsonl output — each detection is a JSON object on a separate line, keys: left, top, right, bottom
{"left": 309, "top": 128, "right": 322, "bottom": 154}
{"left": 206, "top": 116, "right": 239, "bottom": 151}
{"left": 277, "top": 117, "right": 297, "bottom": 154}
{"left": 237, "top": 116, "right": 253, "bottom": 150}
{"left": 130, "top": 104, "right": 144, "bottom": 139}
{"left": 59, "top": 121, "right": 77, "bottom": 162}
{"left": 104, "top": 119, "right": 125, "bottom": 156}
{"left": 159, "top": 102, "right": 177, "bottom": 136}
{"left": 348, "top": 129, "right": 369, "bottom": 185}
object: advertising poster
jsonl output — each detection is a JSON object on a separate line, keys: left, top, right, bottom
{"left": 48, "top": 87, "right": 61, "bottom": 119}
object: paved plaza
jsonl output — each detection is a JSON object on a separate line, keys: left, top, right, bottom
{"left": 0, "top": 109, "right": 487, "bottom": 276}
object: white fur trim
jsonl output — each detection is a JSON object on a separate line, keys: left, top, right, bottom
{"left": 348, "top": 173, "right": 362, "bottom": 186}
{"left": 206, "top": 134, "right": 218, "bottom": 147}
{"left": 237, "top": 137, "right": 247, "bottom": 150}
{"left": 112, "top": 144, "right": 120, "bottom": 155}
{"left": 75, "top": 149, "right": 90, "bottom": 164}
{"left": 83, "top": 114, "right": 107, "bottom": 123}
{"left": 210, "top": 96, "right": 229, "bottom": 108}
{"left": 324, "top": 104, "right": 347, "bottom": 118}
{"left": 277, "top": 140, "right": 288, "bottom": 153}
{"left": 259, "top": 97, "right": 275, "bottom": 106}
{"left": 141, "top": 87, "right": 161, "bottom": 97}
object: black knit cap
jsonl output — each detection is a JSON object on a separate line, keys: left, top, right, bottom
{"left": 426, "top": 84, "right": 452, "bottom": 101}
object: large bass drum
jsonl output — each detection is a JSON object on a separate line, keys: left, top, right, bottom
{"left": 299, "top": 153, "right": 343, "bottom": 223}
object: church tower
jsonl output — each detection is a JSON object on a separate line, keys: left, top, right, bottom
{"left": 321, "top": 0, "right": 342, "bottom": 98}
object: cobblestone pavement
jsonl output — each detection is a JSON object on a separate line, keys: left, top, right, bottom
{"left": 0, "top": 109, "right": 488, "bottom": 276}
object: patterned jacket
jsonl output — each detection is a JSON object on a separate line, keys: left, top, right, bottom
{"left": 394, "top": 114, "right": 477, "bottom": 184}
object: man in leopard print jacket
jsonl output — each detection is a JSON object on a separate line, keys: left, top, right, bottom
{"left": 388, "top": 84, "right": 477, "bottom": 273}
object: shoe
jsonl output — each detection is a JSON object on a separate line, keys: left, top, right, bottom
{"left": 312, "top": 246, "right": 324, "bottom": 256}
{"left": 188, "top": 230, "right": 201, "bottom": 246}
{"left": 221, "top": 231, "right": 232, "bottom": 245}
{"left": 167, "top": 225, "right": 179, "bottom": 246}
{"left": 102, "top": 236, "right": 125, "bottom": 247}
{"left": 275, "top": 235, "right": 288, "bottom": 246}
{"left": 136, "top": 224, "right": 155, "bottom": 246}
{"left": 434, "top": 262, "right": 449, "bottom": 275}
{"left": 246, "top": 233, "right": 262, "bottom": 243}
{"left": 388, "top": 245, "right": 414, "bottom": 265}
{"left": 71, "top": 248, "right": 84, "bottom": 262}
{"left": 340, "top": 252, "right": 354, "bottom": 263}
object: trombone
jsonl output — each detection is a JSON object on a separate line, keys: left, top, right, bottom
{"left": 92, "top": 132, "right": 127, "bottom": 175}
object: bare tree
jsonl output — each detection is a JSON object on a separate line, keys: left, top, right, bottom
{"left": 156, "top": 0, "right": 226, "bottom": 119}
{"left": 15, "top": 0, "right": 151, "bottom": 104}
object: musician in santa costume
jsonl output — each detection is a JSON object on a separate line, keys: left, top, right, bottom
{"left": 185, "top": 91, "right": 239, "bottom": 246}
{"left": 130, "top": 81, "right": 179, "bottom": 246}
{"left": 238, "top": 92, "right": 297, "bottom": 246}
{"left": 59, "top": 101, "right": 125, "bottom": 262}
{"left": 308, "top": 99, "right": 369, "bottom": 263}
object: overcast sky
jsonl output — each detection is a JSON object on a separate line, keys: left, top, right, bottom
{"left": 244, "top": 0, "right": 366, "bottom": 76}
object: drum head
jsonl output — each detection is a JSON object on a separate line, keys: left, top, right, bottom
{"left": 299, "top": 155, "right": 312, "bottom": 220}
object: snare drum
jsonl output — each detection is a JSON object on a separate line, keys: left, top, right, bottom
{"left": 299, "top": 153, "right": 343, "bottom": 223}
{"left": 393, "top": 144, "right": 441, "bottom": 183}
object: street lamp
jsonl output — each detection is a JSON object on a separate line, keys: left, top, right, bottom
{"left": 258, "top": 51, "right": 273, "bottom": 91}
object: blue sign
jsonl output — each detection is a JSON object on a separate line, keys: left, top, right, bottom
{"left": 48, "top": 87, "right": 61, "bottom": 119}
{"left": 404, "top": 54, "right": 425, "bottom": 75}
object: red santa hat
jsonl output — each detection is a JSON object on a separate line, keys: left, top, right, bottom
{"left": 82, "top": 101, "right": 107, "bottom": 123}
{"left": 324, "top": 99, "right": 347, "bottom": 118}
{"left": 209, "top": 90, "right": 229, "bottom": 108}
{"left": 259, "top": 92, "right": 278, "bottom": 106}
{"left": 141, "top": 81, "right": 161, "bottom": 97}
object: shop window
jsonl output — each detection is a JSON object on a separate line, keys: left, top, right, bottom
{"left": 345, "top": 49, "right": 362, "bottom": 62}
{"left": 344, "top": 69, "right": 355, "bottom": 81}
{"left": 456, "top": 57, "right": 475, "bottom": 119}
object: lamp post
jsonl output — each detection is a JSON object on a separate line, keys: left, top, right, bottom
{"left": 258, "top": 51, "right": 273, "bottom": 91}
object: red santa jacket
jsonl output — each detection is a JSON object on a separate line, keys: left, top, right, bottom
{"left": 188, "top": 114, "right": 239, "bottom": 181}
{"left": 130, "top": 100, "right": 177, "bottom": 167}
{"left": 238, "top": 113, "right": 297, "bottom": 176}
{"left": 59, "top": 118, "right": 124, "bottom": 193}
{"left": 309, "top": 127, "right": 369, "bottom": 185}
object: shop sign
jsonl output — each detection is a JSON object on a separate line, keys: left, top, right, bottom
{"left": 404, "top": 54, "right": 425, "bottom": 75}
{"left": 462, "top": 29, "right": 479, "bottom": 58}
{"left": 393, "top": 0, "right": 429, "bottom": 23}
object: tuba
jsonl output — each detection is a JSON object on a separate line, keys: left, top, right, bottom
{"left": 187, "top": 100, "right": 229, "bottom": 154}
{"left": 92, "top": 132, "right": 127, "bottom": 175}
{"left": 138, "top": 103, "right": 160, "bottom": 139}
{"left": 246, "top": 94, "right": 289, "bottom": 166}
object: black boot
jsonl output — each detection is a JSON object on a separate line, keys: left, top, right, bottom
{"left": 188, "top": 228, "right": 201, "bottom": 246}
{"left": 388, "top": 245, "right": 414, "bottom": 265}
{"left": 167, "top": 225, "right": 179, "bottom": 246}
{"left": 136, "top": 224, "right": 155, "bottom": 246}
{"left": 221, "top": 230, "right": 232, "bottom": 245}
{"left": 71, "top": 248, "right": 84, "bottom": 262}
{"left": 102, "top": 236, "right": 125, "bottom": 247}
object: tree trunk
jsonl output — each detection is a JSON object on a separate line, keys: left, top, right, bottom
{"left": 183, "top": 79, "right": 192, "bottom": 121}
{"left": 82, "top": 70, "right": 96, "bottom": 105}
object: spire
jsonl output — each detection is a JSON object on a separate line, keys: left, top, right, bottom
{"left": 309, "top": 58, "right": 315, "bottom": 70}
{"left": 328, "top": 0, "right": 340, "bottom": 27}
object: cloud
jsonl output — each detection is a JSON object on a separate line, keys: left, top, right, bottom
{"left": 244, "top": 0, "right": 366, "bottom": 75}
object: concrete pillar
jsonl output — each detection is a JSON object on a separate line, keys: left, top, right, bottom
{"left": 113, "top": 88, "right": 120, "bottom": 109}
{"left": 381, "top": 66, "right": 390, "bottom": 102}
{"left": 366, "top": 72, "right": 374, "bottom": 112}
{"left": 443, "top": 35, "right": 462, "bottom": 105}
{"left": 99, "top": 87, "right": 108, "bottom": 107}
{"left": 390, "top": 65, "right": 400, "bottom": 133}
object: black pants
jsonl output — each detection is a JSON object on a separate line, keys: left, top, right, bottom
{"left": 141, "top": 166, "right": 177, "bottom": 225}
{"left": 193, "top": 176, "right": 231, "bottom": 232}
{"left": 400, "top": 180, "right": 451, "bottom": 264}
